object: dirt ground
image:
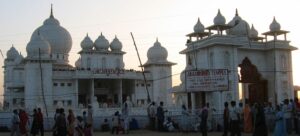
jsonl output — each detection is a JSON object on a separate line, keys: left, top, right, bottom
{"left": 1, "top": 130, "right": 271, "bottom": 136}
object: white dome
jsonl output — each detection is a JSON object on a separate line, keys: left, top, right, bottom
{"left": 270, "top": 17, "right": 281, "bottom": 31}
{"left": 227, "top": 9, "right": 242, "bottom": 27}
{"left": 147, "top": 39, "right": 168, "bottom": 62}
{"left": 194, "top": 18, "right": 205, "bottom": 33}
{"left": 75, "top": 58, "right": 82, "bottom": 67}
{"left": 94, "top": 33, "right": 109, "bottom": 50}
{"left": 226, "top": 10, "right": 250, "bottom": 36}
{"left": 110, "top": 36, "right": 122, "bottom": 51}
{"left": 30, "top": 9, "right": 72, "bottom": 54}
{"left": 81, "top": 34, "right": 93, "bottom": 50}
{"left": 6, "top": 46, "right": 19, "bottom": 60}
{"left": 26, "top": 33, "right": 51, "bottom": 58}
{"left": 227, "top": 20, "right": 250, "bottom": 36}
{"left": 214, "top": 9, "right": 226, "bottom": 25}
{"left": 249, "top": 24, "right": 258, "bottom": 38}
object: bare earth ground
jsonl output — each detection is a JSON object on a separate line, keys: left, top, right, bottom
{"left": 2, "top": 130, "right": 293, "bottom": 136}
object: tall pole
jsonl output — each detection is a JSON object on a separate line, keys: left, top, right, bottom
{"left": 273, "top": 38, "right": 278, "bottom": 104}
{"left": 130, "top": 32, "right": 151, "bottom": 103}
{"left": 38, "top": 48, "right": 49, "bottom": 118}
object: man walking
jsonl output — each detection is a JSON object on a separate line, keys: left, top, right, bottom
{"left": 156, "top": 101, "right": 166, "bottom": 131}
{"left": 10, "top": 109, "right": 20, "bottom": 136}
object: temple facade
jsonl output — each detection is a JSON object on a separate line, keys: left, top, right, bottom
{"left": 175, "top": 9, "right": 297, "bottom": 112}
{"left": 3, "top": 8, "right": 175, "bottom": 111}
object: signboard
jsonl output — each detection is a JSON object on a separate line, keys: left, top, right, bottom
{"left": 185, "top": 69, "right": 229, "bottom": 92}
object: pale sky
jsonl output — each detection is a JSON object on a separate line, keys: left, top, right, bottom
{"left": 1, "top": 0, "right": 300, "bottom": 101}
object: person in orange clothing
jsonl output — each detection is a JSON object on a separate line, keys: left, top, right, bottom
{"left": 243, "top": 101, "right": 252, "bottom": 133}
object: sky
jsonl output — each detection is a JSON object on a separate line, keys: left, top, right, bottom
{"left": 1, "top": 0, "right": 300, "bottom": 102}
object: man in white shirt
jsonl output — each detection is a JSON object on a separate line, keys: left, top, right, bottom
{"left": 229, "top": 101, "right": 241, "bottom": 136}
{"left": 10, "top": 109, "right": 20, "bottom": 136}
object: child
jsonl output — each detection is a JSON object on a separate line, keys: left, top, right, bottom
{"left": 111, "top": 111, "right": 120, "bottom": 134}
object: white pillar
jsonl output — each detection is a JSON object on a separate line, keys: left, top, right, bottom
{"left": 191, "top": 92, "right": 196, "bottom": 112}
{"left": 75, "top": 79, "right": 78, "bottom": 108}
{"left": 90, "top": 79, "right": 94, "bottom": 104}
{"left": 119, "top": 80, "right": 123, "bottom": 106}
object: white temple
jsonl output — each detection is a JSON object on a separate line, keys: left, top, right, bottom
{"left": 2, "top": 7, "right": 175, "bottom": 111}
{"left": 175, "top": 9, "right": 297, "bottom": 112}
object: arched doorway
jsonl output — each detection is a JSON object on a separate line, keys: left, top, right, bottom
{"left": 239, "top": 57, "right": 268, "bottom": 104}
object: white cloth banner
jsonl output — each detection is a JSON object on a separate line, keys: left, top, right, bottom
{"left": 185, "top": 69, "right": 229, "bottom": 92}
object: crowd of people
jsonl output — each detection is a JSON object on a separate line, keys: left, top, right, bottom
{"left": 9, "top": 97, "right": 300, "bottom": 136}
{"left": 221, "top": 98, "right": 300, "bottom": 136}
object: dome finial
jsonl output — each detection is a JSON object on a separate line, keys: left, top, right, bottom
{"left": 86, "top": 33, "right": 88, "bottom": 37}
{"left": 50, "top": 4, "right": 54, "bottom": 18}
{"left": 100, "top": 32, "right": 103, "bottom": 36}
{"left": 156, "top": 37, "right": 158, "bottom": 42}
{"left": 115, "top": 35, "right": 117, "bottom": 38}
{"left": 235, "top": 8, "right": 239, "bottom": 16}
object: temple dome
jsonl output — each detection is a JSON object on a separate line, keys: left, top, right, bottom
{"left": 194, "top": 18, "right": 205, "bottom": 33}
{"left": 269, "top": 17, "right": 281, "bottom": 31}
{"left": 6, "top": 46, "right": 19, "bottom": 60}
{"left": 26, "top": 33, "right": 51, "bottom": 58}
{"left": 147, "top": 39, "right": 168, "bottom": 63}
{"left": 30, "top": 8, "right": 72, "bottom": 54}
{"left": 81, "top": 34, "right": 94, "bottom": 50}
{"left": 249, "top": 24, "right": 258, "bottom": 38}
{"left": 110, "top": 36, "right": 122, "bottom": 51}
{"left": 226, "top": 10, "right": 250, "bottom": 36}
{"left": 94, "top": 33, "right": 109, "bottom": 50}
{"left": 213, "top": 9, "right": 226, "bottom": 25}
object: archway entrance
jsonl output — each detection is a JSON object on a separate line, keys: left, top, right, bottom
{"left": 239, "top": 57, "right": 268, "bottom": 104}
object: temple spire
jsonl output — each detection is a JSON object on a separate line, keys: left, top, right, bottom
{"left": 50, "top": 4, "right": 54, "bottom": 18}
{"left": 235, "top": 8, "right": 239, "bottom": 16}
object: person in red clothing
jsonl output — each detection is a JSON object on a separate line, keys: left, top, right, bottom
{"left": 37, "top": 108, "right": 44, "bottom": 136}
{"left": 19, "top": 109, "right": 29, "bottom": 136}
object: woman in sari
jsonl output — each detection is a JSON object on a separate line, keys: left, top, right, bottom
{"left": 19, "top": 109, "right": 29, "bottom": 136}
{"left": 243, "top": 102, "right": 252, "bottom": 133}
{"left": 67, "top": 109, "right": 76, "bottom": 136}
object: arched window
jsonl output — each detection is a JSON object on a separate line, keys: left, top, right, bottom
{"left": 224, "top": 51, "right": 230, "bottom": 69}
{"left": 87, "top": 57, "right": 91, "bottom": 69}
{"left": 116, "top": 59, "right": 121, "bottom": 69}
{"left": 210, "top": 52, "right": 214, "bottom": 68}
{"left": 102, "top": 58, "right": 106, "bottom": 69}
{"left": 281, "top": 55, "right": 287, "bottom": 69}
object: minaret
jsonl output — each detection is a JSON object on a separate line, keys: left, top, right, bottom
{"left": 143, "top": 39, "right": 176, "bottom": 106}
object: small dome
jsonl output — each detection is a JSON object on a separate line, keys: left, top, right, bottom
{"left": 213, "top": 9, "right": 226, "bottom": 25}
{"left": 147, "top": 39, "right": 168, "bottom": 63}
{"left": 94, "top": 33, "right": 109, "bottom": 50}
{"left": 75, "top": 58, "right": 82, "bottom": 67}
{"left": 30, "top": 7, "right": 72, "bottom": 55}
{"left": 194, "top": 18, "right": 205, "bottom": 33}
{"left": 6, "top": 46, "right": 19, "bottom": 60}
{"left": 81, "top": 34, "right": 94, "bottom": 50}
{"left": 14, "top": 53, "right": 24, "bottom": 64}
{"left": 269, "top": 17, "right": 281, "bottom": 31}
{"left": 110, "top": 36, "right": 123, "bottom": 51}
{"left": 26, "top": 33, "right": 51, "bottom": 58}
{"left": 249, "top": 24, "right": 258, "bottom": 38}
